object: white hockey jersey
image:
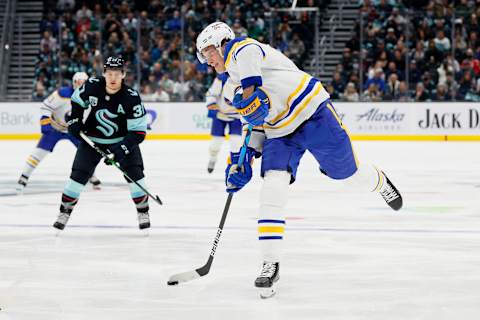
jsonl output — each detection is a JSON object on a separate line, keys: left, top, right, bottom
{"left": 223, "top": 37, "right": 330, "bottom": 138}
{"left": 205, "top": 77, "right": 240, "bottom": 121}
{"left": 41, "top": 86, "right": 75, "bottom": 132}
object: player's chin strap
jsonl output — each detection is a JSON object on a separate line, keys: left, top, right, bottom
{"left": 79, "top": 132, "right": 163, "bottom": 205}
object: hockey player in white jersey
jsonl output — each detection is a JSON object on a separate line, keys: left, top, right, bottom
{"left": 197, "top": 22, "right": 403, "bottom": 298}
{"left": 16, "top": 72, "right": 101, "bottom": 192}
{"left": 205, "top": 74, "right": 242, "bottom": 173}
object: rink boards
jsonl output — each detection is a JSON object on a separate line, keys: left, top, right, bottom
{"left": 1, "top": 102, "right": 480, "bottom": 141}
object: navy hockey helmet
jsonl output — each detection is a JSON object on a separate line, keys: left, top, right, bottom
{"left": 103, "top": 56, "right": 125, "bottom": 72}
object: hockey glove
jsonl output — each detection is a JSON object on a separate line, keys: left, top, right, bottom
{"left": 67, "top": 117, "right": 83, "bottom": 139}
{"left": 105, "top": 142, "right": 131, "bottom": 167}
{"left": 233, "top": 88, "right": 269, "bottom": 126}
{"left": 225, "top": 147, "right": 256, "bottom": 193}
{"left": 40, "top": 116, "right": 54, "bottom": 134}
{"left": 207, "top": 103, "right": 219, "bottom": 119}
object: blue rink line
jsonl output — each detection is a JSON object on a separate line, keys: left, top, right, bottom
{"left": 1, "top": 223, "right": 480, "bottom": 235}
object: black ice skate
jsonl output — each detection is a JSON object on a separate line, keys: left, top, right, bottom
{"left": 207, "top": 159, "right": 216, "bottom": 173}
{"left": 53, "top": 210, "right": 71, "bottom": 230}
{"left": 16, "top": 174, "right": 28, "bottom": 193}
{"left": 255, "top": 262, "right": 279, "bottom": 299}
{"left": 379, "top": 171, "right": 403, "bottom": 211}
{"left": 137, "top": 211, "right": 150, "bottom": 230}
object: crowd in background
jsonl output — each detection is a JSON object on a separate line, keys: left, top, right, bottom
{"left": 331, "top": 0, "right": 480, "bottom": 102}
{"left": 34, "top": 0, "right": 480, "bottom": 103}
{"left": 33, "top": 0, "right": 325, "bottom": 101}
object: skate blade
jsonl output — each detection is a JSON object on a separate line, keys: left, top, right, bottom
{"left": 140, "top": 228, "right": 150, "bottom": 237}
{"left": 259, "top": 287, "right": 277, "bottom": 299}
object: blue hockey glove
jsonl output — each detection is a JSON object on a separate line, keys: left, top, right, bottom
{"left": 40, "top": 116, "right": 54, "bottom": 134}
{"left": 233, "top": 88, "right": 269, "bottom": 126}
{"left": 207, "top": 103, "right": 219, "bottom": 119}
{"left": 225, "top": 147, "right": 256, "bottom": 193}
{"left": 207, "top": 109, "right": 218, "bottom": 119}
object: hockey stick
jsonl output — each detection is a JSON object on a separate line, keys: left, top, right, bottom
{"left": 167, "top": 125, "right": 254, "bottom": 285}
{"left": 79, "top": 132, "right": 163, "bottom": 205}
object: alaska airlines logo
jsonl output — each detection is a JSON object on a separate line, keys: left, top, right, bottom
{"left": 95, "top": 109, "right": 118, "bottom": 136}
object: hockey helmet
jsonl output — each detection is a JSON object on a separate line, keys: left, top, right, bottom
{"left": 196, "top": 22, "right": 235, "bottom": 64}
{"left": 103, "top": 56, "right": 125, "bottom": 71}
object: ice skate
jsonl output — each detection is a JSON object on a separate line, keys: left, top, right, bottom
{"left": 207, "top": 158, "right": 216, "bottom": 173}
{"left": 53, "top": 210, "right": 71, "bottom": 231}
{"left": 137, "top": 211, "right": 150, "bottom": 230}
{"left": 379, "top": 171, "right": 402, "bottom": 211}
{"left": 16, "top": 175, "right": 28, "bottom": 194}
{"left": 89, "top": 176, "right": 102, "bottom": 190}
{"left": 255, "top": 262, "right": 279, "bottom": 299}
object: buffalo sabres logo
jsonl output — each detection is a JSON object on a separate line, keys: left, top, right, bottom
{"left": 89, "top": 96, "right": 98, "bottom": 106}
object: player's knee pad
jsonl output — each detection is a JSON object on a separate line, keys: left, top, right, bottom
{"left": 260, "top": 170, "right": 290, "bottom": 216}
{"left": 209, "top": 136, "right": 223, "bottom": 156}
{"left": 123, "top": 165, "right": 145, "bottom": 183}
{"left": 229, "top": 134, "right": 242, "bottom": 153}
{"left": 70, "top": 168, "right": 92, "bottom": 185}
{"left": 342, "top": 162, "right": 381, "bottom": 192}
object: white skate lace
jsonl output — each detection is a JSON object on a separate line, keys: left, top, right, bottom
{"left": 259, "top": 262, "right": 276, "bottom": 278}
{"left": 380, "top": 183, "right": 399, "bottom": 203}
{"left": 57, "top": 212, "right": 70, "bottom": 224}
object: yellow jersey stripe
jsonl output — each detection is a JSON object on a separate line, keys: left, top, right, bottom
{"left": 269, "top": 74, "right": 309, "bottom": 124}
{"left": 325, "top": 102, "right": 359, "bottom": 167}
{"left": 40, "top": 118, "right": 51, "bottom": 125}
{"left": 225, "top": 39, "right": 257, "bottom": 68}
{"left": 264, "top": 82, "right": 323, "bottom": 130}
{"left": 258, "top": 226, "right": 285, "bottom": 233}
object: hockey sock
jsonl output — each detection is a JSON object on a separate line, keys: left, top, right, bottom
{"left": 258, "top": 170, "right": 290, "bottom": 262}
{"left": 342, "top": 162, "right": 385, "bottom": 193}
{"left": 209, "top": 136, "right": 223, "bottom": 160}
{"left": 129, "top": 178, "right": 149, "bottom": 213}
{"left": 60, "top": 179, "right": 85, "bottom": 213}
{"left": 21, "top": 148, "right": 49, "bottom": 178}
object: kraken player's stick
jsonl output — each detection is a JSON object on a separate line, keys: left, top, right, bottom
{"left": 167, "top": 125, "right": 253, "bottom": 285}
{"left": 80, "top": 132, "right": 163, "bottom": 205}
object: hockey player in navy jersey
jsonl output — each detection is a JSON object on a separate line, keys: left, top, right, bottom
{"left": 16, "top": 72, "right": 101, "bottom": 192}
{"left": 197, "top": 22, "right": 403, "bottom": 298}
{"left": 205, "top": 74, "right": 242, "bottom": 173}
{"left": 53, "top": 56, "right": 150, "bottom": 231}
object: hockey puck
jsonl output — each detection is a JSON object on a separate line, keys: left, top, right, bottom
{"left": 167, "top": 280, "right": 179, "bottom": 286}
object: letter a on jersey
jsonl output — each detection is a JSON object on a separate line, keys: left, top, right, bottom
{"left": 117, "top": 104, "right": 125, "bottom": 114}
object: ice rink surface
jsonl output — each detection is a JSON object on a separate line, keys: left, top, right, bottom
{"left": 0, "top": 139, "right": 479, "bottom": 320}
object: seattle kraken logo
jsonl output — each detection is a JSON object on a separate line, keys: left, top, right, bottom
{"left": 95, "top": 109, "right": 118, "bottom": 136}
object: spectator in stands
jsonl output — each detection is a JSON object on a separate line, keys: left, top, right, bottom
{"left": 385, "top": 73, "right": 401, "bottom": 100}
{"left": 40, "top": 31, "right": 57, "bottom": 52}
{"left": 287, "top": 33, "right": 306, "bottom": 67}
{"left": 432, "top": 83, "right": 452, "bottom": 101}
{"left": 408, "top": 60, "right": 422, "bottom": 89}
{"left": 445, "top": 71, "right": 459, "bottom": 99}
{"left": 342, "top": 82, "right": 359, "bottom": 102}
{"left": 414, "top": 82, "right": 430, "bottom": 101}
{"left": 424, "top": 39, "right": 444, "bottom": 67}
{"left": 434, "top": 29, "right": 451, "bottom": 52}
{"left": 40, "top": 12, "right": 60, "bottom": 36}
{"left": 330, "top": 72, "right": 345, "bottom": 96}
{"left": 364, "top": 68, "right": 386, "bottom": 93}
{"left": 32, "top": 81, "right": 47, "bottom": 101}
{"left": 363, "top": 83, "right": 383, "bottom": 102}
{"left": 396, "top": 81, "right": 411, "bottom": 102}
